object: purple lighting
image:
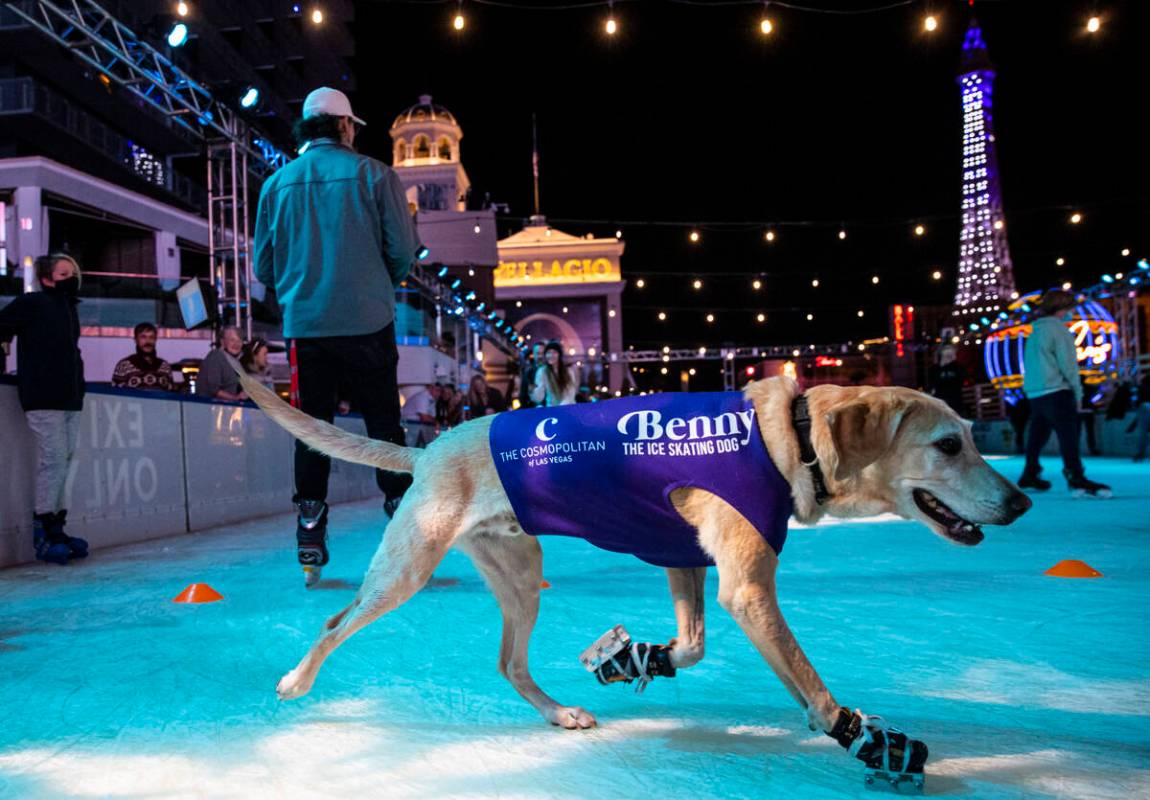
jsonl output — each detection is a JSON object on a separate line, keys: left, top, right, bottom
{"left": 953, "top": 18, "right": 1017, "bottom": 322}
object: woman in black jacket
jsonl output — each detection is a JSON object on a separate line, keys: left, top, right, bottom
{"left": 0, "top": 254, "right": 89, "bottom": 564}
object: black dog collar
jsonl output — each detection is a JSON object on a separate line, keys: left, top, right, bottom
{"left": 791, "top": 394, "right": 832, "bottom": 506}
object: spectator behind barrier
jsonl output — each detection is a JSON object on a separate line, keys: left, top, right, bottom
{"left": 111, "top": 322, "right": 176, "bottom": 392}
{"left": 437, "top": 383, "right": 463, "bottom": 429}
{"left": 0, "top": 253, "right": 90, "bottom": 564}
{"left": 531, "top": 340, "right": 578, "bottom": 407}
{"left": 196, "top": 326, "right": 247, "bottom": 401}
{"left": 466, "top": 373, "right": 505, "bottom": 419}
{"left": 402, "top": 383, "right": 441, "bottom": 447}
{"left": 240, "top": 337, "right": 275, "bottom": 390}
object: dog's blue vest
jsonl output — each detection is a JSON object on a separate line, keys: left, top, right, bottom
{"left": 489, "top": 393, "right": 792, "bottom": 568}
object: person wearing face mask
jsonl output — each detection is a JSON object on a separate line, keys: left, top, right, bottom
{"left": 0, "top": 253, "right": 90, "bottom": 564}
{"left": 111, "top": 322, "right": 175, "bottom": 391}
{"left": 1017, "top": 289, "right": 1111, "bottom": 497}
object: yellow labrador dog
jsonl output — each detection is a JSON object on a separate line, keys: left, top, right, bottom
{"left": 234, "top": 370, "right": 1029, "bottom": 784}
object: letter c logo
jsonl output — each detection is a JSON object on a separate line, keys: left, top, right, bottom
{"left": 535, "top": 417, "right": 559, "bottom": 441}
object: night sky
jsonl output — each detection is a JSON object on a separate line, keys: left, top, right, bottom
{"left": 348, "top": 0, "right": 1147, "bottom": 363}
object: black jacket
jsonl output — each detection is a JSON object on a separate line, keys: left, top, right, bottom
{"left": 0, "top": 288, "right": 85, "bottom": 411}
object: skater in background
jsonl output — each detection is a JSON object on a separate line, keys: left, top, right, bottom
{"left": 531, "top": 340, "right": 578, "bottom": 407}
{"left": 111, "top": 322, "right": 175, "bottom": 392}
{"left": 928, "top": 344, "right": 967, "bottom": 416}
{"left": 196, "top": 326, "right": 247, "bottom": 401}
{"left": 1006, "top": 395, "right": 1030, "bottom": 454}
{"left": 0, "top": 254, "right": 89, "bottom": 564}
{"left": 1017, "top": 289, "right": 1111, "bottom": 497}
{"left": 518, "top": 343, "right": 543, "bottom": 409}
{"left": 1134, "top": 371, "right": 1150, "bottom": 463}
{"left": 254, "top": 87, "right": 416, "bottom": 585}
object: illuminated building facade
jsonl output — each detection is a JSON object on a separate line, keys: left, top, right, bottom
{"left": 953, "top": 18, "right": 1017, "bottom": 325}
{"left": 494, "top": 220, "right": 626, "bottom": 395}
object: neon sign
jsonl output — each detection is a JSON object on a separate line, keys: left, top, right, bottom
{"left": 815, "top": 356, "right": 844, "bottom": 367}
{"left": 495, "top": 257, "right": 619, "bottom": 286}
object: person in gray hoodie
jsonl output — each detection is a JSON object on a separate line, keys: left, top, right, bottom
{"left": 1018, "top": 289, "right": 1111, "bottom": 496}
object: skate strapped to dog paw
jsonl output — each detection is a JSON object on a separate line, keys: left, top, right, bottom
{"left": 579, "top": 625, "right": 676, "bottom": 693}
{"left": 828, "top": 707, "right": 927, "bottom": 794}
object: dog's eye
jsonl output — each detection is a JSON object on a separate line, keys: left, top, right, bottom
{"left": 933, "top": 436, "right": 962, "bottom": 456}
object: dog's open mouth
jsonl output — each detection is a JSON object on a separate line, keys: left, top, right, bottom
{"left": 912, "top": 489, "right": 984, "bottom": 545}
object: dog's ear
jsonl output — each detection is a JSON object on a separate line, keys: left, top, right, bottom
{"left": 826, "top": 396, "right": 910, "bottom": 480}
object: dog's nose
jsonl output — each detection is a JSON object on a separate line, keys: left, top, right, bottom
{"left": 1007, "top": 490, "right": 1032, "bottom": 518}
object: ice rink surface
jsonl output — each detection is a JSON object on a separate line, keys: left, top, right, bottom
{"left": 1, "top": 455, "right": 1148, "bottom": 799}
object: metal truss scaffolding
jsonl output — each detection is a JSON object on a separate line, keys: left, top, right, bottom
{"left": 207, "top": 136, "right": 252, "bottom": 337}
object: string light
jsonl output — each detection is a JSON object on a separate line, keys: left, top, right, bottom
{"left": 924, "top": 14, "right": 938, "bottom": 32}
{"left": 692, "top": 279, "right": 703, "bottom": 289}
{"left": 615, "top": 229, "right": 623, "bottom": 238}
{"left": 705, "top": 313, "right": 715, "bottom": 323}
{"left": 752, "top": 279, "right": 762, "bottom": 290}
{"left": 660, "top": 366, "right": 668, "bottom": 375}
{"left": 663, "top": 346, "right": 670, "bottom": 354}
{"left": 1069, "top": 212, "right": 1083, "bottom": 224}
{"left": 764, "top": 229, "right": 776, "bottom": 242}
{"left": 1062, "top": 281, "right": 1073, "bottom": 290}
{"left": 657, "top": 311, "right": 667, "bottom": 321}
{"left": 806, "top": 313, "right": 814, "bottom": 321}
{"left": 857, "top": 309, "right": 865, "bottom": 317}
{"left": 176, "top": 2, "right": 189, "bottom": 16}
{"left": 605, "top": 3, "right": 618, "bottom": 36}
{"left": 1121, "top": 248, "right": 1131, "bottom": 257}
{"left": 932, "top": 270, "right": 943, "bottom": 280}
{"left": 914, "top": 224, "right": 926, "bottom": 236}
{"left": 993, "top": 219, "right": 1005, "bottom": 230}
{"left": 871, "top": 275, "right": 880, "bottom": 284}
{"left": 756, "top": 313, "right": 766, "bottom": 323}
{"left": 689, "top": 229, "right": 700, "bottom": 243}
{"left": 453, "top": 11, "right": 465, "bottom": 31}
{"left": 689, "top": 368, "right": 696, "bottom": 376}
{"left": 310, "top": 6, "right": 323, "bottom": 24}
{"left": 635, "top": 278, "right": 645, "bottom": 288}
{"left": 1086, "top": 16, "right": 1101, "bottom": 33}
{"left": 837, "top": 229, "right": 847, "bottom": 240}
{"left": 760, "top": 17, "right": 773, "bottom": 36}
{"left": 1056, "top": 257, "right": 1066, "bottom": 266}
{"left": 811, "top": 278, "right": 819, "bottom": 287}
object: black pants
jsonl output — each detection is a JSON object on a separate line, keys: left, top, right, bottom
{"left": 290, "top": 324, "right": 413, "bottom": 503}
{"left": 1023, "top": 389, "right": 1084, "bottom": 479}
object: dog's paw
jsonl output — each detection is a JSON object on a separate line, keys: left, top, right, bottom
{"left": 548, "top": 705, "right": 597, "bottom": 730}
{"left": 276, "top": 668, "right": 314, "bottom": 700}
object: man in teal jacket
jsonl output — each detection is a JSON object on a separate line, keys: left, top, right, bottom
{"left": 255, "top": 87, "right": 417, "bottom": 586}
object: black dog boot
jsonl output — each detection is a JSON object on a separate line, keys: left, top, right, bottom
{"left": 51, "top": 510, "right": 88, "bottom": 559}
{"left": 579, "top": 625, "right": 677, "bottom": 693}
{"left": 33, "top": 513, "right": 70, "bottom": 565}
{"left": 296, "top": 500, "right": 329, "bottom": 588}
{"left": 828, "top": 707, "right": 928, "bottom": 794}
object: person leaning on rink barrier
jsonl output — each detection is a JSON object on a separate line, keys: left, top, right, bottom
{"left": 195, "top": 326, "right": 248, "bottom": 402}
{"left": 0, "top": 253, "right": 90, "bottom": 564}
{"left": 531, "top": 340, "right": 578, "bottom": 407}
{"left": 254, "top": 86, "right": 417, "bottom": 587}
{"left": 111, "top": 322, "right": 175, "bottom": 392}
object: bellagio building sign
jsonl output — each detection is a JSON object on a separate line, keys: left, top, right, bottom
{"left": 494, "top": 256, "right": 619, "bottom": 285}
{"left": 494, "top": 219, "right": 627, "bottom": 394}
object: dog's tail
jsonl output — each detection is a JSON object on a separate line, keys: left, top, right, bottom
{"left": 226, "top": 354, "right": 419, "bottom": 473}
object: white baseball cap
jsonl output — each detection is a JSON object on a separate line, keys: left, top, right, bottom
{"left": 302, "top": 87, "right": 365, "bottom": 126}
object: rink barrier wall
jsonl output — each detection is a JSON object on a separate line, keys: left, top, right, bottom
{"left": 0, "top": 380, "right": 379, "bottom": 569}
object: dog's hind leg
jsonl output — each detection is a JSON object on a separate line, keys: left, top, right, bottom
{"left": 276, "top": 502, "right": 453, "bottom": 701}
{"left": 461, "top": 531, "right": 597, "bottom": 730}
{"left": 665, "top": 567, "right": 706, "bottom": 669}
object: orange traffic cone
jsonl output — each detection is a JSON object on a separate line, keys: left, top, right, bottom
{"left": 540, "top": 580, "right": 551, "bottom": 589}
{"left": 173, "top": 583, "right": 224, "bottom": 603}
{"left": 1044, "top": 560, "right": 1103, "bottom": 579}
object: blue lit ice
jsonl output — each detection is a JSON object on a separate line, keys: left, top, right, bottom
{"left": 1, "top": 455, "right": 1147, "bottom": 798}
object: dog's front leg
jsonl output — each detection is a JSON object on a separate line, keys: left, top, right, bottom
{"left": 665, "top": 567, "right": 706, "bottom": 669}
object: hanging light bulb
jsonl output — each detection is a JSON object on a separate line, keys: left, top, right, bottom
{"left": 1121, "top": 248, "right": 1131, "bottom": 257}
{"left": 1086, "top": 16, "right": 1101, "bottom": 33}
{"left": 453, "top": 12, "right": 465, "bottom": 31}
{"left": 871, "top": 275, "right": 880, "bottom": 284}
{"left": 605, "top": 3, "right": 618, "bottom": 36}
{"left": 756, "top": 313, "right": 766, "bottom": 323}
{"left": 689, "top": 229, "right": 700, "bottom": 243}
{"left": 764, "top": 229, "right": 776, "bottom": 242}
{"left": 932, "top": 270, "right": 943, "bottom": 280}
{"left": 1056, "top": 257, "right": 1066, "bottom": 266}
{"left": 914, "top": 224, "right": 926, "bottom": 236}
{"left": 993, "top": 219, "right": 1005, "bottom": 230}
{"left": 692, "top": 279, "right": 703, "bottom": 290}
{"left": 615, "top": 229, "right": 623, "bottom": 238}
{"left": 837, "top": 229, "right": 847, "bottom": 240}
{"left": 760, "top": 17, "right": 773, "bottom": 35}
{"left": 1069, "top": 211, "right": 1083, "bottom": 224}
{"left": 857, "top": 310, "right": 865, "bottom": 317}
{"left": 924, "top": 14, "right": 938, "bottom": 32}
{"left": 752, "top": 279, "right": 762, "bottom": 290}
{"left": 706, "top": 313, "right": 715, "bottom": 323}
{"left": 310, "top": 7, "right": 323, "bottom": 24}
{"left": 657, "top": 311, "right": 667, "bottom": 321}
{"left": 176, "top": 2, "right": 189, "bottom": 17}
{"left": 811, "top": 278, "right": 819, "bottom": 287}
{"left": 635, "top": 278, "right": 645, "bottom": 288}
